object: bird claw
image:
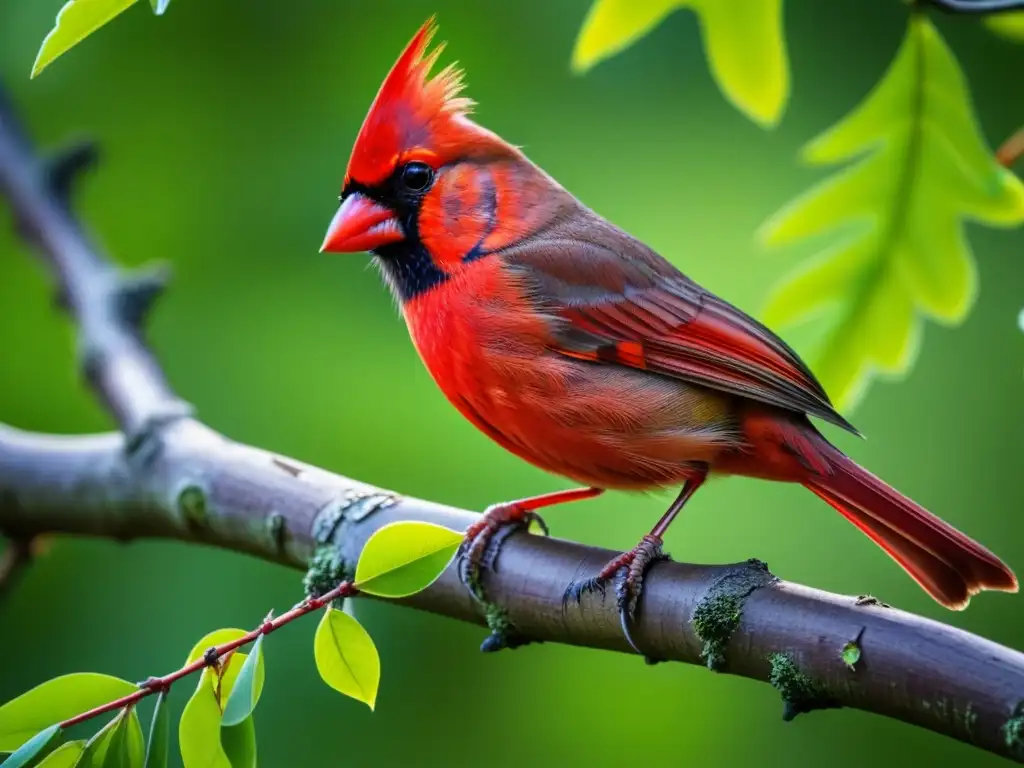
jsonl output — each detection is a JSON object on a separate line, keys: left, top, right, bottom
{"left": 456, "top": 503, "right": 548, "bottom": 603}
{"left": 562, "top": 575, "right": 607, "bottom": 606}
{"left": 563, "top": 535, "right": 668, "bottom": 655}
{"left": 615, "top": 535, "right": 668, "bottom": 622}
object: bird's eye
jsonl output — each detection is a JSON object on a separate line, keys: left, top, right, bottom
{"left": 400, "top": 162, "right": 433, "bottom": 192}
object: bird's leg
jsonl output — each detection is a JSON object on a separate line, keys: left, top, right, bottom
{"left": 564, "top": 469, "right": 708, "bottom": 654}
{"left": 457, "top": 486, "right": 604, "bottom": 602}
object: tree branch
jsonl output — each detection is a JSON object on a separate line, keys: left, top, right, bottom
{"left": 0, "top": 87, "right": 189, "bottom": 442}
{"left": 924, "top": 0, "right": 1024, "bottom": 13}
{"left": 1, "top": 85, "right": 1023, "bottom": 764}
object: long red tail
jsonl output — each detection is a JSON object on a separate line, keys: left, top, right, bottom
{"left": 804, "top": 443, "right": 1018, "bottom": 610}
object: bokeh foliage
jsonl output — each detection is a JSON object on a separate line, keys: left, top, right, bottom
{"left": 573, "top": 0, "right": 788, "bottom": 127}
{"left": 761, "top": 14, "right": 1024, "bottom": 412}
{"left": 28, "top": 0, "right": 1024, "bottom": 428}
{"left": 986, "top": 10, "right": 1024, "bottom": 41}
{"left": 3, "top": 0, "right": 1024, "bottom": 766}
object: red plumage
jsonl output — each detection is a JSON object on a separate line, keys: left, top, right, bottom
{"left": 322, "top": 19, "right": 1017, "bottom": 626}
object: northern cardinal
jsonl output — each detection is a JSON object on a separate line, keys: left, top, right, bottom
{"left": 321, "top": 19, "right": 1017, "bottom": 646}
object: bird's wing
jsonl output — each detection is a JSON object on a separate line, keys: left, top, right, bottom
{"left": 502, "top": 221, "right": 859, "bottom": 435}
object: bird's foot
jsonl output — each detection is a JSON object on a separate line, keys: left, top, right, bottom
{"left": 456, "top": 502, "right": 548, "bottom": 603}
{"left": 563, "top": 534, "right": 668, "bottom": 654}
{"left": 456, "top": 502, "right": 548, "bottom": 653}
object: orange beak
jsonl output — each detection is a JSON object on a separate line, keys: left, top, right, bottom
{"left": 320, "top": 192, "right": 405, "bottom": 253}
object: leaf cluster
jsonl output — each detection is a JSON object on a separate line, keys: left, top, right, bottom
{"left": 575, "top": 0, "right": 1024, "bottom": 410}
{"left": 0, "top": 521, "right": 463, "bottom": 767}
{"left": 759, "top": 16, "right": 1024, "bottom": 411}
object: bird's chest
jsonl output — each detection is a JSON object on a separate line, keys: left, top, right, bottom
{"left": 404, "top": 293, "right": 493, "bottom": 402}
{"left": 398, "top": 265, "right": 738, "bottom": 489}
{"left": 401, "top": 268, "right": 551, "bottom": 435}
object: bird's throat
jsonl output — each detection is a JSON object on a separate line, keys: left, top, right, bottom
{"left": 372, "top": 242, "right": 450, "bottom": 303}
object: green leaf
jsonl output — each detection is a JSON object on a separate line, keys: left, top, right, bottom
{"left": 0, "top": 674, "right": 138, "bottom": 751}
{"left": 78, "top": 706, "right": 145, "bottom": 768}
{"left": 179, "top": 671, "right": 228, "bottom": 768}
{"left": 219, "top": 718, "right": 256, "bottom": 768}
{"left": 143, "top": 692, "right": 169, "bottom": 768}
{"left": 572, "top": 0, "right": 789, "bottom": 127}
{"left": 178, "top": 648, "right": 259, "bottom": 768}
{"left": 216, "top": 652, "right": 264, "bottom": 720}
{"left": 32, "top": 0, "right": 139, "bottom": 78}
{"left": 36, "top": 740, "right": 85, "bottom": 767}
{"left": 985, "top": 12, "right": 1024, "bottom": 42}
{"left": 354, "top": 521, "right": 462, "bottom": 598}
{"left": 759, "top": 15, "right": 1024, "bottom": 412}
{"left": 313, "top": 608, "right": 380, "bottom": 710}
{"left": 841, "top": 640, "right": 861, "bottom": 671}
{"left": 1, "top": 725, "right": 62, "bottom": 768}
{"left": 218, "top": 650, "right": 261, "bottom": 767}
{"left": 572, "top": 0, "right": 678, "bottom": 71}
{"left": 221, "top": 635, "right": 265, "bottom": 727}
{"left": 149, "top": 0, "right": 171, "bottom": 14}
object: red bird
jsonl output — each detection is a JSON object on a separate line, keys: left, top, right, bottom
{"left": 322, "top": 19, "right": 1018, "bottom": 644}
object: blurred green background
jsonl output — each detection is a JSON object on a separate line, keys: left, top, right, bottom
{"left": 2, "top": 1, "right": 1024, "bottom": 765}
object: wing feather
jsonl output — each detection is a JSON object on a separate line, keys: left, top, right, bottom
{"left": 499, "top": 208, "right": 859, "bottom": 435}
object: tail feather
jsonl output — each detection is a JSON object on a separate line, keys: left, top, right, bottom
{"left": 805, "top": 445, "right": 1018, "bottom": 610}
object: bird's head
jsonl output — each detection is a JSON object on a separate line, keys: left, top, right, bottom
{"left": 321, "top": 18, "right": 559, "bottom": 301}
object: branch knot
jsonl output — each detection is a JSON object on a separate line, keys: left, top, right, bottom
{"left": 691, "top": 558, "right": 777, "bottom": 671}
{"left": 115, "top": 264, "right": 170, "bottom": 330}
{"left": 44, "top": 138, "right": 98, "bottom": 211}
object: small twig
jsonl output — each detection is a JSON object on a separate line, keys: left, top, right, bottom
{"left": 60, "top": 581, "right": 356, "bottom": 730}
{"left": 44, "top": 139, "right": 98, "bottom": 211}
{"left": 0, "top": 536, "right": 33, "bottom": 600}
{"left": 998, "top": 127, "right": 1024, "bottom": 169}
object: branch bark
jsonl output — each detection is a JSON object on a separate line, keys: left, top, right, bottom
{"left": 1, "top": 86, "right": 1023, "bottom": 764}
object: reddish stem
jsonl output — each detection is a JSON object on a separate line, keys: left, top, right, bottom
{"left": 997, "top": 126, "right": 1024, "bottom": 168}
{"left": 59, "top": 582, "right": 356, "bottom": 730}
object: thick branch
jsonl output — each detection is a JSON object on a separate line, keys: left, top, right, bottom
{"left": 924, "top": 0, "right": 1024, "bottom": 12}
{"left": 3, "top": 425, "right": 1024, "bottom": 761}
{"left": 1, "top": 85, "right": 1023, "bottom": 763}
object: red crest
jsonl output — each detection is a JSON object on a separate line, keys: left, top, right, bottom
{"left": 344, "top": 18, "right": 477, "bottom": 187}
